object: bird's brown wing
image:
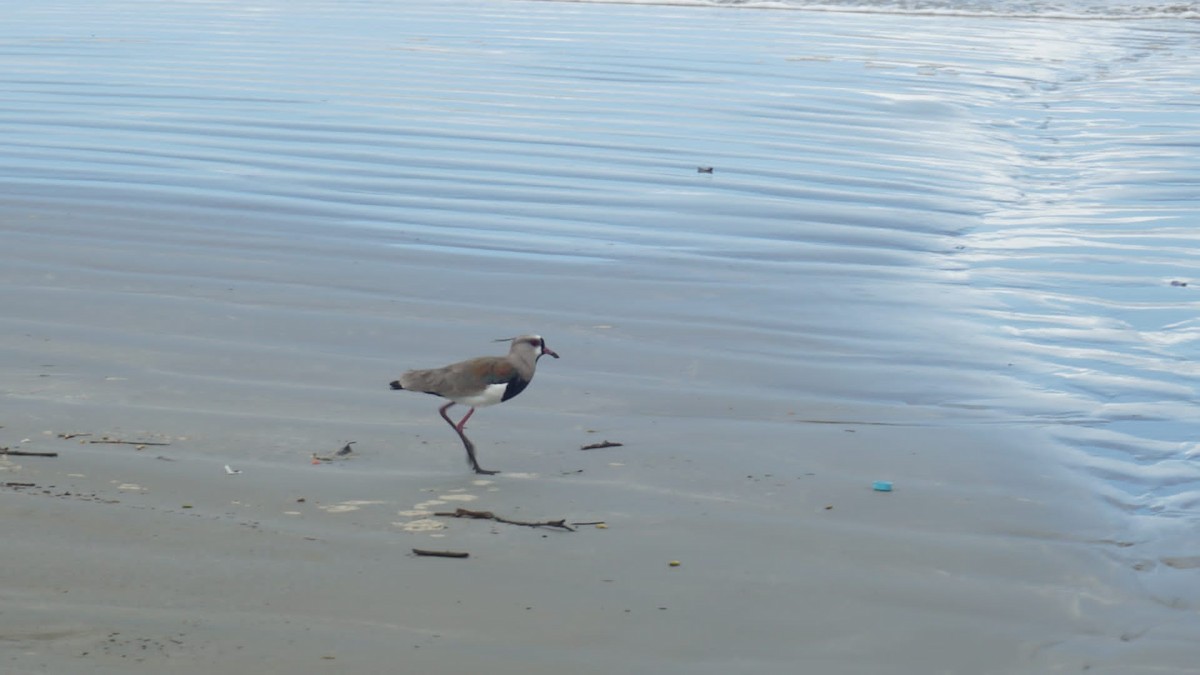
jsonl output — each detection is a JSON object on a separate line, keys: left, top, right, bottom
{"left": 397, "top": 356, "right": 516, "bottom": 398}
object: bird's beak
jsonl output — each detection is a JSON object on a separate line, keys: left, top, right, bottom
{"left": 543, "top": 346, "right": 560, "bottom": 359}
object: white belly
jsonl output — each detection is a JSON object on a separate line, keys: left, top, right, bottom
{"left": 453, "top": 383, "right": 508, "bottom": 408}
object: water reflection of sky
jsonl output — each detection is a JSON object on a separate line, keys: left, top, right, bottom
{"left": 1, "top": 1, "right": 1196, "bottom": 524}
{"left": 958, "top": 14, "right": 1200, "bottom": 521}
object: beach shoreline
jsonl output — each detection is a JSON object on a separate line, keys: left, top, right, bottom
{"left": 3, "top": 0, "right": 1199, "bottom": 672}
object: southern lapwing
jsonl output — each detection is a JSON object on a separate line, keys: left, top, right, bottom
{"left": 389, "top": 334, "right": 559, "bottom": 475}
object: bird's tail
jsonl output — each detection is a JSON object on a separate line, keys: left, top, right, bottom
{"left": 389, "top": 380, "right": 404, "bottom": 390}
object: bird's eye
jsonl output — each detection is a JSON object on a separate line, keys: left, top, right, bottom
{"left": 531, "top": 338, "right": 543, "bottom": 348}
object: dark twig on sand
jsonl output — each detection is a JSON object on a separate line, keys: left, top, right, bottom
{"left": 1, "top": 449, "right": 59, "bottom": 458}
{"left": 433, "top": 507, "right": 576, "bottom": 532}
{"left": 412, "top": 548, "right": 470, "bottom": 559}
{"left": 570, "top": 521, "right": 607, "bottom": 526}
{"left": 88, "top": 440, "right": 170, "bottom": 446}
{"left": 580, "top": 440, "right": 623, "bottom": 450}
{"left": 57, "top": 433, "right": 91, "bottom": 440}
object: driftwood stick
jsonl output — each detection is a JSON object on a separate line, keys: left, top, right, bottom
{"left": 5, "top": 482, "right": 37, "bottom": 488}
{"left": 88, "top": 440, "right": 170, "bottom": 446}
{"left": 412, "top": 548, "right": 470, "bottom": 559}
{"left": 571, "top": 521, "right": 607, "bottom": 526}
{"left": 433, "top": 508, "right": 575, "bottom": 532}
{"left": 580, "top": 440, "right": 623, "bottom": 450}
{"left": 1, "top": 449, "right": 59, "bottom": 458}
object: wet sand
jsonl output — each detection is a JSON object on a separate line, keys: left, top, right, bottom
{"left": 0, "top": 233, "right": 1154, "bottom": 674}
{"left": 3, "top": 1, "right": 1199, "bottom": 673}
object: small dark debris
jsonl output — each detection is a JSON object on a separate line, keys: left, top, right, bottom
{"left": 413, "top": 549, "right": 470, "bottom": 559}
{"left": 580, "top": 440, "right": 623, "bottom": 451}
{"left": 1, "top": 449, "right": 59, "bottom": 457}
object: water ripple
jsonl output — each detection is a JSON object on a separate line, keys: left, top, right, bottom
{"left": 1, "top": 0, "right": 1196, "bottom": 527}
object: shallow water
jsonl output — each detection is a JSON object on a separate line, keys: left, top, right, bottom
{"left": 4, "top": 0, "right": 1195, "bottom": 513}
{"left": 2, "top": 0, "right": 1199, "bottom": 671}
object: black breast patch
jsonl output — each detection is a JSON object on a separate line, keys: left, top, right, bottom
{"left": 502, "top": 376, "right": 530, "bottom": 402}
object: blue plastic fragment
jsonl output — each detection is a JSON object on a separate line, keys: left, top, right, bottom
{"left": 872, "top": 480, "right": 893, "bottom": 492}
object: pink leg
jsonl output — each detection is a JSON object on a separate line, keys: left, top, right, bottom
{"left": 438, "top": 401, "right": 457, "bottom": 427}
{"left": 455, "top": 407, "right": 475, "bottom": 432}
{"left": 437, "top": 402, "right": 496, "bottom": 475}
